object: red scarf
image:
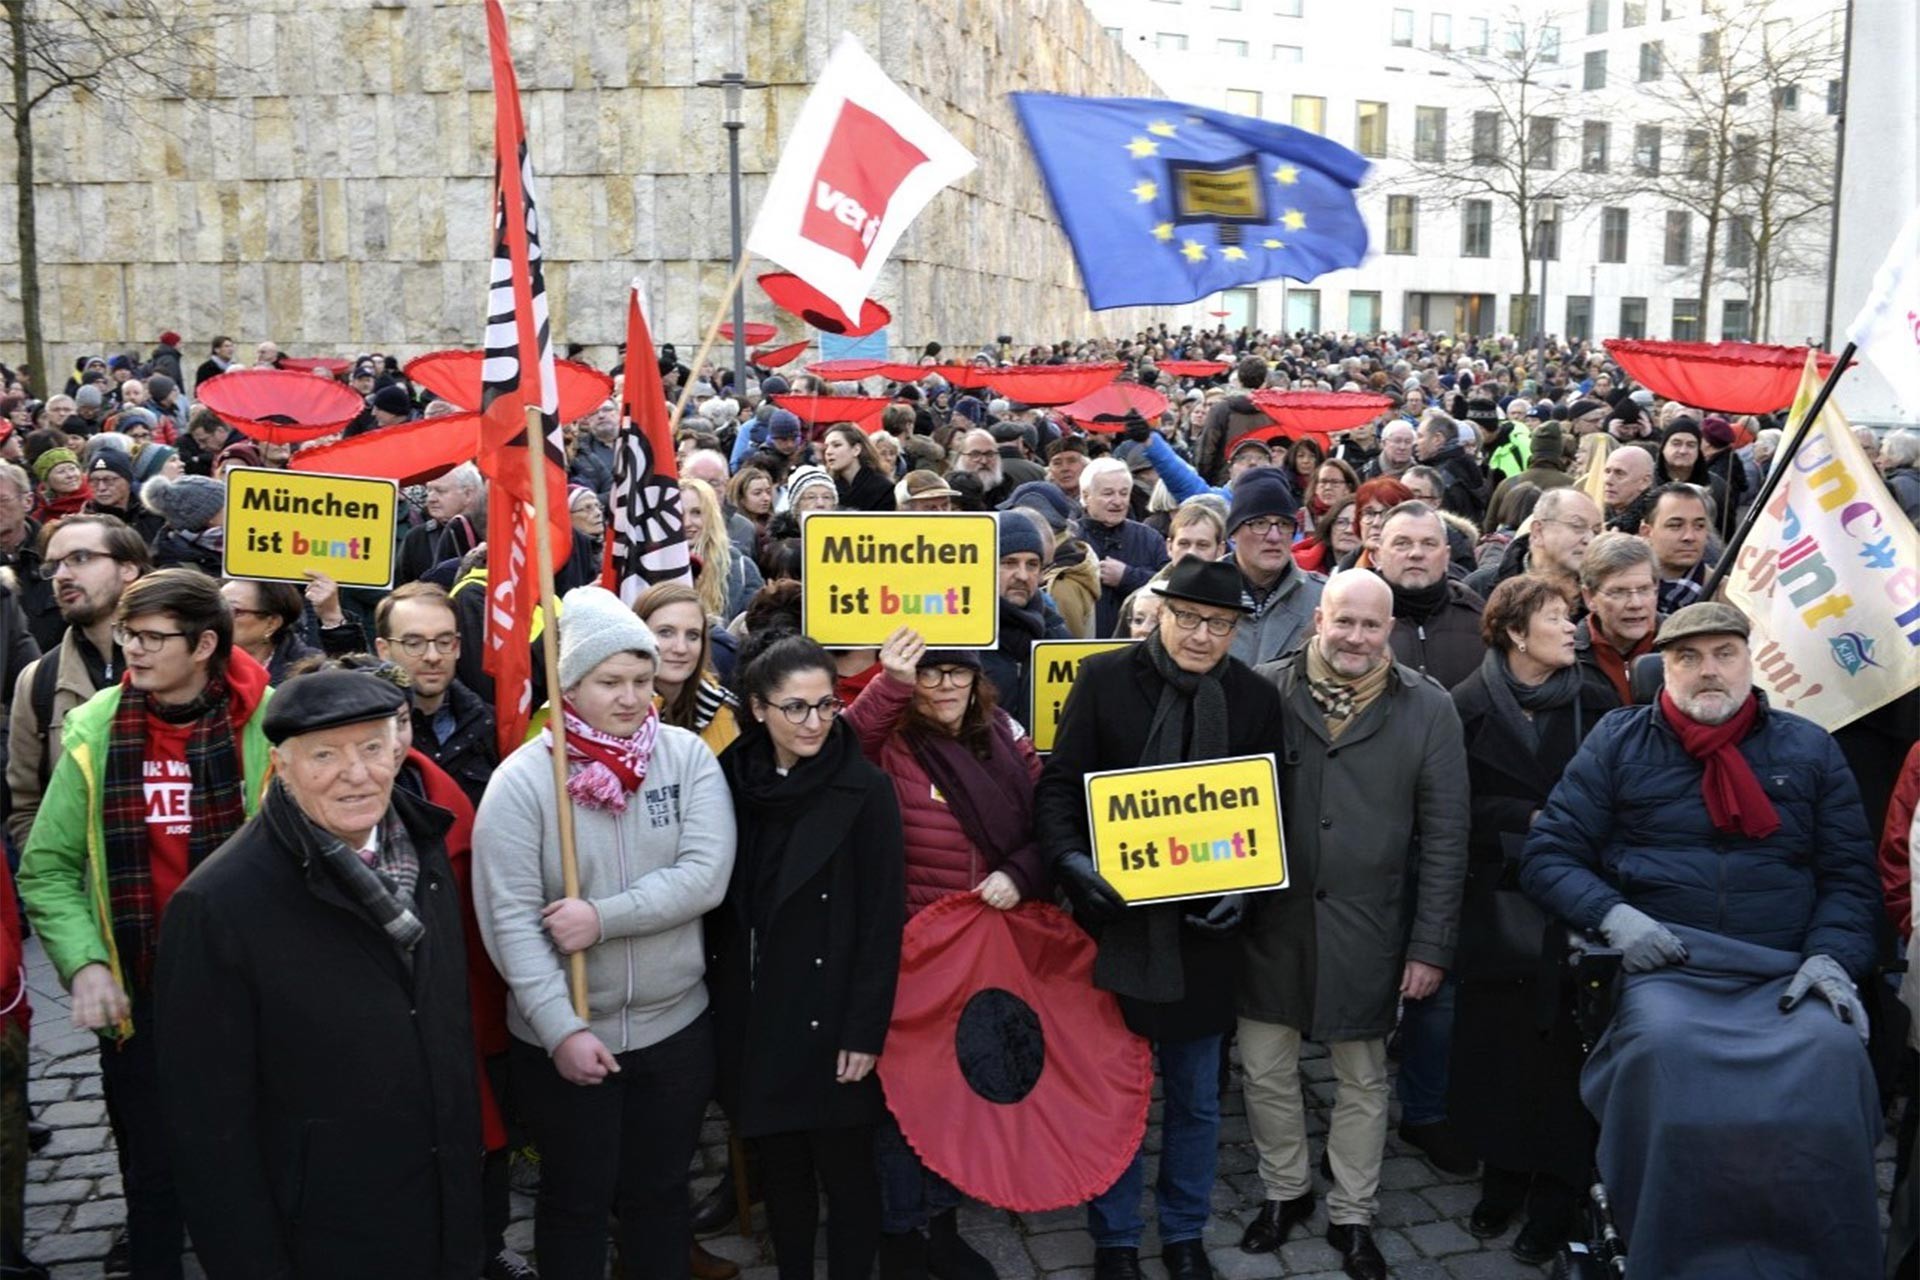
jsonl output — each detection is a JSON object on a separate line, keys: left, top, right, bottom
{"left": 545, "top": 701, "right": 660, "bottom": 813}
{"left": 1658, "top": 689, "right": 1780, "bottom": 839}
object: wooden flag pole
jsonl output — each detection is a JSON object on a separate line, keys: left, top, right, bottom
{"left": 524, "top": 404, "right": 590, "bottom": 1019}
{"left": 668, "top": 253, "right": 754, "bottom": 433}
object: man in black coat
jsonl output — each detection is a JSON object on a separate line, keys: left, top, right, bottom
{"left": 1412, "top": 414, "right": 1487, "bottom": 523}
{"left": 155, "top": 671, "right": 483, "bottom": 1280}
{"left": 1037, "top": 558, "right": 1285, "bottom": 1280}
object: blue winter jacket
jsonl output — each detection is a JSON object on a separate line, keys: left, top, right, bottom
{"left": 1518, "top": 697, "right": 1881, "bottom": 978}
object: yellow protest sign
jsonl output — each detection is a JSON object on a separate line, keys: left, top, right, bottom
{"left": 1029, "top": 638, "right": 1135, "bottom": 752}
{"left": 223, "top": 467, "right": 399, "bottom": 589}
{"left": 1086, "top": 754, "right": 1288, "bottom": 905}
{"left": 801, "top": 512, "right": 999, "bottom": 647}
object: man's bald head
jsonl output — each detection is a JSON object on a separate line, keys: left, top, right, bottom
{"left": 1314, "top": 569, "right": 1394, "bottom": 675}
{"left": 1323, "top": 567, "right": 1392, "bottom": 614}
{"left": 1602, "top": 446, "right": 1655, "bottom": 511}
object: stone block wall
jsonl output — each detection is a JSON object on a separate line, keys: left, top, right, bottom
{"left": 0, "top": 0, "right": 1170, "bottom": 382}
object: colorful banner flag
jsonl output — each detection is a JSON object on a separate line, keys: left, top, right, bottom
{"left": 747, "top": 33, "right": 976, "bottom": 323}
{"left": 1845, "top": 201, "right": 1920, "bottom": 414}
{"left": 606, "top": 279, "right": 693, "bottom": 605}
{"left": 1009, "top": 94, "right": 1371, "bottom": 310}
{"left": 1722, "top": 353, "right": 1920, "bottom": 730}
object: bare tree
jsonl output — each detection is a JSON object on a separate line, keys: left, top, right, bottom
{"left": 0, "top": 0, "right": 241, "bottom": 394}
{"left": 1736, "top": 20, "right": 1839, "bottom": 338}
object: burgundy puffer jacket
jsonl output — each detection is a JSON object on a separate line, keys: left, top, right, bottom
{"left": 846, "top": 674, "right": 1045, "bottom": 916}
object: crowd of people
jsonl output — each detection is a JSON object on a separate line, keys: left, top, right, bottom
{"left": 0, "top": 322, "right": 1914, "bottom": 1280}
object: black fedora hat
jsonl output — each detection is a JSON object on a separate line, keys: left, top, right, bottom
{"left": 1151, "top": 558, "right": 1253, "bottom": 614}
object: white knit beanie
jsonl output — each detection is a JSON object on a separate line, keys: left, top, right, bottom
{"left": 557, "top": 585, "right": 658, "bottom": 691}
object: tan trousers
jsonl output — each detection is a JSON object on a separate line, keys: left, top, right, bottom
{"left": 1237, "top": 1018, "right": 1389, "bottom": 1225}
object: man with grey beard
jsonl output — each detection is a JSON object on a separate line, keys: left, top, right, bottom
{"left": 956, "top": 427, "right": 1013, "bottom": 506}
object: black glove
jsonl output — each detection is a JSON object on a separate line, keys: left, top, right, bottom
{"left": 1055, "top": 851, "right": 1127, "bottom": 928}
{"left": 1121, "top": 411, "right": 1153, "bottom": 444}
{"left": 1183, "top": 894, "right": 1245, "bottom": 936}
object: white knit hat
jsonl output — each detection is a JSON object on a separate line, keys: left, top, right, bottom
{"left": 557, "top": 585, "right": 658, "bottom": 690}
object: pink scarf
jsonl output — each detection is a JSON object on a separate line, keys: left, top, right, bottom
{"left": 545, "top": 701, "right": 660, "bottom": 813}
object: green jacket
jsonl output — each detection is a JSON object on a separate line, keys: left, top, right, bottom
{"left": 18, "top": 671, "right": 273, "bottom": 1034}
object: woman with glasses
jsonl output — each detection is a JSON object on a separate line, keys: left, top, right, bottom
{"left": 1336, "top": 477, "right": 1414, "bottom": 573}
{"left": 219, "top": 579, "right": 319, "bottom": 684}
{"left": 847, "top": 625, "right": 1045, "bottom": 1278}
{"left": 710, "top": 632, "right": 905, "bottom": 1280}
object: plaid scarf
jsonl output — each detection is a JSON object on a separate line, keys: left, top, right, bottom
{"left": 262, "top": 779, "right": 426, "bottom": 951}
{"left": 101, "top": 677, "right": 246, "bottom": 989}
{"left": 1304, "top": 641, "right": 1394, "bottom": 740}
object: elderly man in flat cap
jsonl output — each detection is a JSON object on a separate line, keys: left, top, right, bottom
{"left": 154, "top": 669, "right": 483, "bottom": 1280}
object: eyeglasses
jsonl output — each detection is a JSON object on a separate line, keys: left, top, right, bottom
{"left": 113, "top": 626, "right": 188, "bottom": 652}
{"left": 1237, "top": 516, "right": 1291, "bottom": 539}
{"left": 960, "top": 450, "right": 998, "bottom": 462}
{"left": 388, "top": 634, "right": 461, "bottom": 657}
{"left": 40, "top": 549, "right": 116, "bottom": 579}
{"left": 1166, "top": 605, "right": 1238, "bottom": 637}
{"left": 769, "top": 696, "right": 846, "bottom": 724}
{"left": 914, "top": 666, "right": 978, "bottom": 689}
{"left": 1596, "top": 584, "right": 1656, "bottom": 602}
{"left": 1358, "top": 506, "right": 1390, "bottom": 524}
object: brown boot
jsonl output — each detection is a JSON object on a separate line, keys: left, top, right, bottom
{"left": 690, "top": 1240, "right": 740, "bottom": 1280}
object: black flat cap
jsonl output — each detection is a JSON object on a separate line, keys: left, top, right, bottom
{"left": 262, "top": 670, "right": 406, "bottom": 745}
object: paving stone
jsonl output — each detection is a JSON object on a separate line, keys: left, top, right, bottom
{"left": 52, "top": 1152, "right": 122, "bottom": 1180}
{"left": 38, "top": 1126, "right": 112, "bottom": 1158}
{"left": 24, "top": 1203, "right": 70, "bottom": 1235}
{"left": 1018, "top": 1206, "right": 1083, "bottom": 1234}
{"left": 1203, "top": 1245, "right": 1282, "bottom": 1278}
{"left": 37, "top": 1099, "right": 107, "bottom": 1127}
{"left": 1378, "top": 1155, "right": 1436, "bottom": 1190}
{"left": 1373, "top": 1188, "right": 1444, "bottom": 1227}
{"left": 1405, "top": 1219, "right": 1482, "bottom": 1257}
{"left": 1373, "top": 1225, "right": 1421, "bottom": 1264}
{"left": 1026, "top": 1228, "right": 1093, "bottom": 1270}
{"left": 26, "top": 1230, "right": 112, "bottom": 1263}
{"left": 27, "top": 1076, "right": 73, "bottom": 1105}
{"left": 22, "top": 1179, "right": 93, "bottom": 1206}
{"left": 70, "top": 1198, "right": 126, "bottom": 1232}
{"left": 1443, "top": 1248, "right": 1548, "bottom": 1277}
{"left": 961, "top": 1224, "right": 1038, "bottom": 1279}
{"left": 1420, "top": 1182, "right": 1483, "bottom": 1218}
{"left": 1278, "top": 1235, "right": 1344, "bottom": 1271}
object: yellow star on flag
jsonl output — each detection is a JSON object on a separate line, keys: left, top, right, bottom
{"left": 1262, "top": 238, "right": 1286, "bottom": 249}
{"left": 1131, "top": 179, "right": 1159, "bottom": 203}
{"left": 1126, "top": 136, "right": 1158, "bottom": 158}
{"left": 1222, "top": 246, "right": 1248, "bottom": 261}
{"left": 1152, "top": 222, "right": 1175, "bottom": 241}
{"left": 1181, "top": 239, "right": 1207, "bottom": 262}
{"left": 1282, "top": 209, "right": 1306, "bottom": 231}
{"left": 1273, "top": 164, "right": 1300, "bottom": 185}
{"left": 1147, "top": 120, "right": 1178, "bottom": 137}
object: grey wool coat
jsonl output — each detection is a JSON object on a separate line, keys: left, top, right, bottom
{"left": 1240, "top": 650, "right": 1471, "bottom": 1041}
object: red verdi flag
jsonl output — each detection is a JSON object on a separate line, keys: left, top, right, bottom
{"left": 607, "top": 279, "right": 693, "bottom": 605}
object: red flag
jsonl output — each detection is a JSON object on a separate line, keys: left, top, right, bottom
{"left": 605, "top": 280, "right": 693, "bottom": 604}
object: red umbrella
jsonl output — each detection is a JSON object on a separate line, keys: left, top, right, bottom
{"left": 1058, "top": 384, "right": 1171, "bottom": 432}
{"left": 805, "top": 359, "right": 891, "bottom": 381}
{"left": 1245, "top": 391, "right": 1397, "bottom": 448}
{"left": 194, "top": 370, "right": 368, "bottom": 443}
{"left": 403, "top": 350, "right": 614, "bottom": 423}
{"left": 750, "top": 340, "right": 810, "bottom": 369}
{"left": 984, "top": 363, "right": 1124, "bottom": 407}
{"left": 1207, "top": 310, "right": 1231, "bottom": 318}
{"left": 759, "top": 272, "right": 892, "bottom": 337}
{"left": 1155, "top": 360, "right": 1231, "bottom": 378}
{"left": 278, "top": 356, "right": 352, "bottom": 378}
{"left": 919, "top": 363, "right": 996, "bottom": 390}
{"left": 772, "top": 393, "right": 892, "bottom": 432}
{"left": 287, "top": 412, "right": 482, "bottom": 486}
{"left": 1602, "top": 339, "right": 1847, "bottom": 413}
{"left": 878, "top": 895, "right": 1152, "bottom": 1212}
{"left": 718, "top": 321, "right": 779, "bottom": 345}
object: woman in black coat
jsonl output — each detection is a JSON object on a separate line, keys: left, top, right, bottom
{"left": 820, "top": 424, "right": 898, "bottom": 512}
{"left": 710, "top": 634, "right": 906, "bottom": 1280}
{"left": 1447, "top": 575, "right": 1619, "bottom": 1265}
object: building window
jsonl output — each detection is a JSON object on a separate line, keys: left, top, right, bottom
{"left": 1510, "top": 294, "right": 1538, "bottom": 336}
{"left": 1587, "top": 0, "right": 1608, "bottom": 35}
{"left": 1661, "top": 0, "right": 1678, "bottom": 16}
{"left": 1582, "top": 121, "right": 1610, "bottom": 172}
{"left": 1431, "top": 14, "right": 1452, "bottom": 49}
{"left": 1356, "top": 102, "right": 1388, "bottom": 157}
{"left": 1461, "top": 199, "right": 1492, "bottom": 257}
{"left": 1638, "top": 40, "right": 1662, "bottom": 82}
{"left": 1773, "top": 83, "right": 1800, "bottom": 111}
{"left": 1765, "top": 18, "right": 1790, "bottom": 51}
{"left": 1664, "top": 211, "right": 1691, "bottom": 266}
{"left": 1291, "top": 95, "right": 1326, "bottom": 134}
{"left": 1633, "top": 124, "right": 1661, "bottom": 175}
{"left": 1584, "top": 50, "right": 1607, "bottom": 90}
{"left": 1620, "top": 296, "right": 1647, "bottom": 338}
{"left": 1225, "top": 89, "right": 1264, "bottom": 116}
{"left": 1467, "top": 16, "right": 1489, "bottom": 53}
{"left": 1471, "top": 111, "right": 1500, "bottom": 164}
{"left": 1601, "top": 207, "right": 1630, "bottom": 262}
{"left": 1504, "top": 21, "right": 1526, "bottom": 57}
{"left": 1733, "top": 133, "right": 1756, "bottom": 182}
{"left": 1103, "top": 25, "right": 1121, "bottom": 39}
{"left": 1698, "top": 30, "right": 1719, "bottom": 71}
{"left": 1391, "top": 8, "right": 1414, "bottom": 46}
{"left": 1276, "top": 0, "right": 1303, "bottom": 14}
{"left": 1541, "top": 25, "right": 1561, "bottom": 62}
{"left": 1222, "top": 287, "right": 1259, "bottom": 329}
{"left": 1217, "top": 38, "right": 1249, "bottom": 55}
{"left": 1682, "top": 129, "right": 1707, "bottom": 178}
{"left": 1415, "top": 107, "right": 1447, "bottom": 162}
{"left": 1527, "top": 117, "right": 1559, "bottom": 169}
{"left": 1671, "top": 298, "right": 1702, "bottom": 341}
{"left": 1349, "top": 291, "right": 1382, "bottom": 333}
{"left": 1726, "top": 214, "right": 1753, "bottom": 269}
{"left": 1624, "top": 0, "right": 1645, "bottom": 24}
{"left": 1156, "top": 31, "right": 1188, "bottom": 50}
{"left": 1273, "top": 44, "right": 1304, "bottom": 61}
{"left": 1728, "top": 89, "right": 1747, "bottom": 106}
{"left": 1285, "top": 288, "right": 1320, "bottom": 330}
{"left": 1827, "top": 79, "right": 1842, "bottom": 115}
{"left": 1566, "top": 294, "right": 1593, "bottom": 341}
{"left": 1386, "top": 195, "right": 1418, "bottom": 254}
{"left": 1721, "top": 299, "right": 1751, "bottom": 340}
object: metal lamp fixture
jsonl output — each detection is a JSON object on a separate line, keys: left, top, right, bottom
{"left": 698, "top": 71, "right": 770, "bottom": 388}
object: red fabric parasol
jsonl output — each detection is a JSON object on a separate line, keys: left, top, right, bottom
{"left": 877, "top": 895, "right": 1153, "bottom": 1212}
{"left": 758, "top": 273, "right": 891, "bottom": 337}
{"left": 194, "top": 370, "right": 368, "bottom": 443}
{"left": 1155, "top": 360, "right": 1231, "bottom": 378}
{"left": 1245, "top": 391, "right": 1397, "bottom": 447}
{"left": 909, "top": 363, "right": 995, "bottom": 389}
{"left": 805, "top": 359, "right": 891, "bottom": 381}
{"left": 984, "top": 363, "right": 1124, "bottom": 407}
{"left": 1601, "top": 339, "right": 1846, "bottom": 413}
{"left": 1058, "top": 384, "right": 1171, "bottom": 432}
{"left": 718, "top": 321, "right": 779, "bottom": 345}
{"left": 772, "top": 393, "right": 892, "bottom": 431}
{"left": 751, "top": 341, "right": 810, "bottom": 369}
{"left": 1207, "top": 310, "right": 1231, "bottom": 317}
{"left": 278, "top": 356, "right": 352, "bottom": 378}
{"left": 402, "top": 350, "right": 614, "bottom": 423}
{"left": 287, "top": 413, "right": 481, "bottom": 486}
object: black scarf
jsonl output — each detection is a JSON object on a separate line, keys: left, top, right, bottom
{"left": 1479, "top": 648, "right": 1586, "bottom": 751}
{"left": 262, "top": 778, "right": 426, "bottom": 952}
{"left": 1389, "top": 576, "right": 1450, "bottom": 623}
{"left": 995, "top": 596, "right": 1046, "bottom": 656}
{"left": 728, "top": 718, "right": 858, "bottom": 933}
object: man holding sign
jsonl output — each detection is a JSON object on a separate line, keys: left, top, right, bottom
{"left": 1035, "top": 558, "right": 1285, "bottom": 1280}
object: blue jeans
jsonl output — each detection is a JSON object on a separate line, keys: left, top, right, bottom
{"left": 1088, "top": 1034, "right": 1222, "bottom": 1249}
{"left": 875, "top": 1113, "right": 962, "bottom": 1234}
{"left": 1395, "top": 976, "right": 1456, "bottom": 1127}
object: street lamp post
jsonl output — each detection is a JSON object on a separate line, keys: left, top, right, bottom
{"left": 1532, "top": 199, "right": 1558, "bottom": 383}
{"left": 697, "top": 71, "right": 768, "bottom": 397}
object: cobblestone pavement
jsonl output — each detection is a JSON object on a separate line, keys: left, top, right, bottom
{"left": 21, "top": 935, "right": 1900, "bottom": 1279}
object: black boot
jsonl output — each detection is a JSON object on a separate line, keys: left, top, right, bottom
{"left": 1092, "top": 1247, "right": 1140, "bottom": 1280}
{"left": 926, "top": 1210, "right": 996, "bottom": 1280}
{"left": 878, "top": 1229, "right": 930, "bottom": 1280}
{"left": 1240, "top": 1193, "right": 1315, "bottom": 1253}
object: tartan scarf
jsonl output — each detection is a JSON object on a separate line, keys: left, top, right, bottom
{"left": 1304, "top": 640, "right": 1394, "bottom": 740}
{"left": 101, "top": 676, "right": 246, "bottom": 988}
{"left": 262, "top": 779, "right": 426, "bottom": 951}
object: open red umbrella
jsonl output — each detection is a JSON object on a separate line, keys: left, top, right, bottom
{"left": 1244, "top": 391, "right": 1396, "bottom": 449}
{"left": 194, "top": 370, "right": 368, "bottom": 443}
{"left": 403, "top": 350, "right": 614, "bottom": 423}
{"left": 878, "top": 895, "right": 1152, "bottom": 1212}
{"left": 759, "top": 272, "right": 892, "bottom": 337}
{"left": 718, "top": 321, "right": 779, "bottom": 345}
{"left": 805, "top": 359, "right": 891, "bottom": 381}
{"left": 287, "top": 412, "right": 482, "bottom": 486}
{"left": 772, "top": 393, "right": 892, "bottom": 432}
{"left": 1601, "top": 339, "right": 1847, "bottom": 413}
{"left": 918, "top": 363, "right": 996, "bottom": 390}
{"left": 750, "top": 340, "right": 810, "bottom": 369}
{"left": 1155, "top": 360, "right": 1231, "bottom": 379}
{"left": 1207, "top": 310, "right": 1231, "bottom": 318}
{"left": 1058, "top": 384, "right": 1170, "bottom": 432}
{"left": 984, "top": 363, "right": 1124, "bottom": 407}
{"left": 278, "top": 356, "right": 352, "bottom": 378}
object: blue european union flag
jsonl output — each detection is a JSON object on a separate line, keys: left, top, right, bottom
{"left": 1010, "top": 94, "right": 1371, "bottom": 310}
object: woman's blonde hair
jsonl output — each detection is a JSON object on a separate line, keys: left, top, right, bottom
{"left": 680, "top": 476, "right": 732, "bottom": 618}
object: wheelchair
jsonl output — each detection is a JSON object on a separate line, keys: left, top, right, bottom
{"left": 1550, "top": 938, "right": 1628, "bottom": 1280}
